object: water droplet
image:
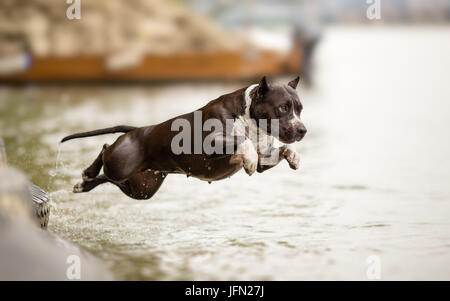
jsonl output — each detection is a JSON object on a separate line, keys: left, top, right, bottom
{"left": 47, "top": 142, "right": 63, "bottom": 190}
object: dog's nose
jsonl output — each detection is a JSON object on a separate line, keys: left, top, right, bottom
{"left": 297, "top": 126, "right": 307, "bottom": 137}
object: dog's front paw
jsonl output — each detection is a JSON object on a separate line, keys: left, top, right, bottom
{"left": 283, "top": 146, "right": 300, "bottom": 170}
{"left": 243, "top": 153, "right": 258, "bottom": 176}
{"left": 238, "top": 140, "right": 258, "bottom": 176}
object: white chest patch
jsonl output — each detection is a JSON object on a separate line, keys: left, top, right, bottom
{"left": 232, "top": 84, "right": 281, "bottom": 154}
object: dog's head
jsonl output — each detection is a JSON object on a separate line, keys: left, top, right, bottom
{"left": 249, "top": 76, "right": 307, "bottom": 144}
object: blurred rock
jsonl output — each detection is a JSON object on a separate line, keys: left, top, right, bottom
{"left": 0, "top": 137, "right": 112, "bottom": 280}
{"left": 0, "top": 0, "right": 252, "bottom": 58}
{"left": 0, "top": 138, "right": 49, "bottom": 229}
{"left": 0, "top": 212, "right": 112, "bottom": 280}
{"left": 0, "top": 167, "right": 33, "bottom": 222}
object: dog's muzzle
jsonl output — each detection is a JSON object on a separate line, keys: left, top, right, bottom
{"left": 295, "top": 125, "right": 307, "bottom": 141}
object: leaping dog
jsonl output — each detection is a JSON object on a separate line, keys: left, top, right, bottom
{"left": 61, "top": 76, "right": 307, "bottom": 199}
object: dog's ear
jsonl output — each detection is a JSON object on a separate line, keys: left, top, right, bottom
{"left": 288, "top": 76, "right": 300, "bottom": 89}
{"left": 255, "top": 76, "right": 269, "bottom": 98}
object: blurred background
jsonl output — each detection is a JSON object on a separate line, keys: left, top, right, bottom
{"left": 0, "top": 0, "right": 450, "bottom": 280}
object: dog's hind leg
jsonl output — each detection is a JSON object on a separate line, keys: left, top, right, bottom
{"left": 73, "top": 174, "right": 108, "bottom": 193}
{"left": 82, "top": 144, "right": 109, "bottom": 181}
{"left": 115, "top": 170, "right": 167, "bottom": 200}
{"left": 74, "top": 171, "right": 166, "bottom": 199}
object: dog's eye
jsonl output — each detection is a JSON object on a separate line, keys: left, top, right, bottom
{"left": 279, "top": 104, "right": 289, "bottom": 112}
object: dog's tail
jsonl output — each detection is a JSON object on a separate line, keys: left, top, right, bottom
{"left": 61, "top": 125, "right": 137, "bottom": 143}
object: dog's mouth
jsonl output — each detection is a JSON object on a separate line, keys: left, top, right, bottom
{"left": 278, "top": 136, "right": 299, "bottom": 144}
{"left": 280, "top": 133, "right": 305, "bottom": 144}
{"left": 262, "top": 125, "right": 305, "bottom": 144}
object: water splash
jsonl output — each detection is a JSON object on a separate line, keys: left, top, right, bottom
{"left": 47, "top": 142, "right": 62, "bottom": 191}
{"left": 49, "top": 143, "right": 62, "bottom": 176}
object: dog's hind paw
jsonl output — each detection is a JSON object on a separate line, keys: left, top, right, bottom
{"left": 73, "top": 182, "right": 84, "bottom": 193}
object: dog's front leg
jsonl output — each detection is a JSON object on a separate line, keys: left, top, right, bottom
{"left": 205, "top": 133, "right": 258, "bottom": 176}
{"left": 204, "top": 134, "right": 257, "bottom": 175}
{"left": 257, "top": 145, "right": 300, "bottom": 173}
{"left": 236, "top": 139, "right": 258, "bottom": 176}
{"left": 282, "top": 145, "right": 300, "bottom": 170}
{"left": 257, "top": 146, "right": 284, "bottom": 173}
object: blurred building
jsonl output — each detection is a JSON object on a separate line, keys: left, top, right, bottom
{"left": 185, "top": 0, "right": 450, "bottom": 26}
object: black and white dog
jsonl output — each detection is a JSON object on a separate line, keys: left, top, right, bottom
{"left": 61, "top": 76, "right": 307, "bottom": 199}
